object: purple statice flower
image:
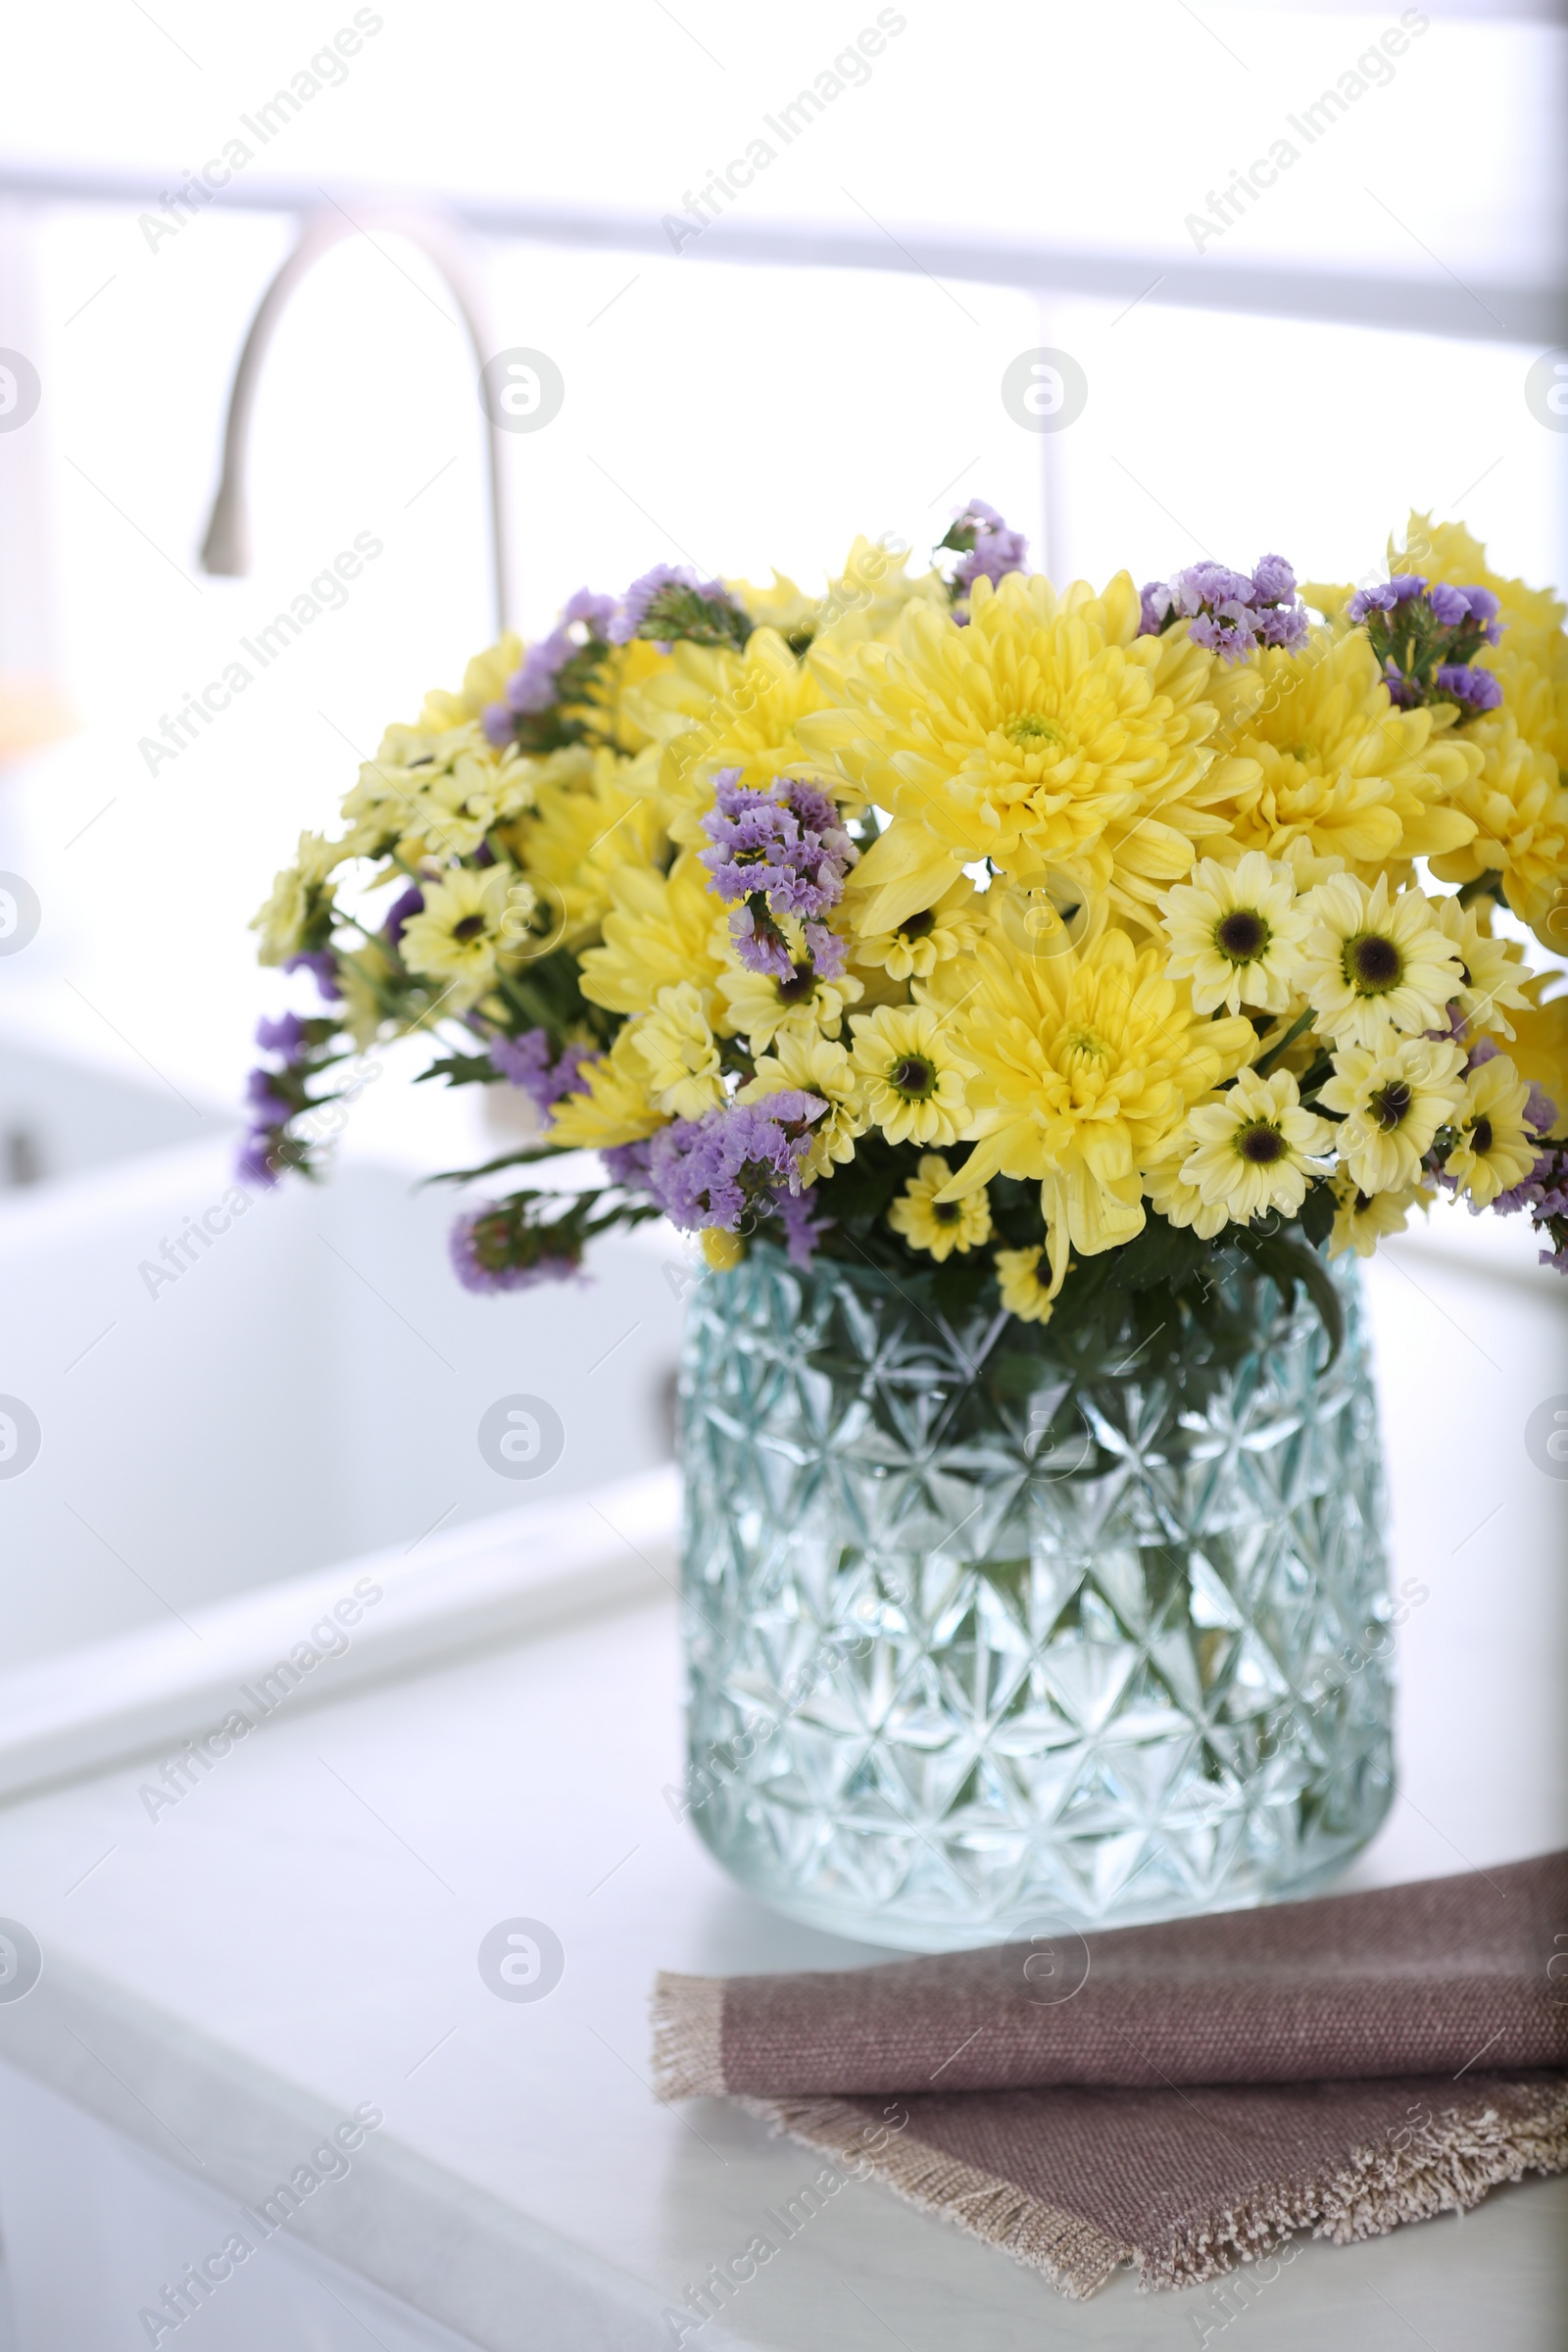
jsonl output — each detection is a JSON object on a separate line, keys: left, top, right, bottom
{"left": 802, "top": 920, "right": 849, "bottom": 979}
{"left": 244, "top": 1067, "right": 292, "bottom": 1122}
{"left": 608, "top": 564, "right": 743, "bottom": 649}
{"left": 1139, "top": 556, "right": 1305, "bottom": 662}
{"left": 482, "top": 589, "right": 618, "bottom": 745}
{"left": 236, "top": 1132, "right": 283, "bottom": 1190}
{"left": 949, "top": 501, "right": 1029, "bottom": 602}
{"left": 489, "top": 1029, "right": 595, "bottom": 1114}
{"left": 645, "top": 1094, "right": 824, "bottom": 1233}
{"left": 1427, "top": 582, "right": 1502, "bottom": 642}
{"left": 726, "top": 901, "right": 798, "bottom": 981}
{"left": 1348, "top": 574, "right": 1428, "bottom": 624}
{"left": 1464, "top": 1035, "right": 1501, "bottom": 1071}
{"left": 255, "top": 1011, "right": 306, "bottom": 1056}
{"left": 449, "top": 1209, "right": 586, "bottom": 1295}
{"left": 1381, "top": 660, "right": 1423, "bottom": 710}
{"left": 768, "top": 1183, "right": 829, "bottom": 1267}
{"left": 1524, "top": 1085, "right": 1559, "bottom": 1138}
{"left": 1435, "top": 662, "right": 1503, "bottom": 713}
{"left": 700, "top": 770, "right": 858, "bottom": 956}
{"left": 602, "top": 1139, "right": 656, "bottom": 1191}
{"left": 384, "top": 883, "right": 424, "bottom": 947}
{"left": 283, "top": 950, "right": 340, "bottom": 1003}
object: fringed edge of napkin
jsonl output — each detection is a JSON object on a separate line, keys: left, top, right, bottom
{"left": 737, "top": 2092, "right": 1131, "bottom": 2303}
{"left": 1145, "top": 2075, "right": 1568, "bottom": 2292}
{"left": 652, "top": 1972, "right": 727, "bottom": 2099}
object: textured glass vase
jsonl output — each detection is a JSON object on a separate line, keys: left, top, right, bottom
{"left": 678, "top": 1242, "right": 1395, "bottom": 1951}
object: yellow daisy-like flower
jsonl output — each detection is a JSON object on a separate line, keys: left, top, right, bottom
{"left": 578, "top": 853, "right": 728, "bottom": 1017}
{"left": 801, "top": 568, "right": 1248, "bottom": 933}
{"left": 1445, "top": 1052, "right": 1538, "bottom": 1206}
{"left": 398, "top": 866, "right": 537, "bottom": 1010}
{"left": 1156, "top": 850, "right": 1309, "bottom": 1016}
{"left": 929, "top": 928, "right": 1254, "bottom": 1298}
{"left": 625, "top": 981, "right": 724, "bottom": 1119}
{"left": 251, "top": 831, "right": 343, "bottom": 964}
{"left": 1142, "top": 1140, "right": 1230, "bottom": 1240}
{"left": 851, "top": 875, "right": 985, "bottom": 983}
{"left": 1328, "top": 1169, "right": 1433, "bottom": 1259}
{"left": 1318, "top": 1034, "right": 1467, "bottom": 1195}
{"left": 1180, "top": 1067, "right": 1334, "bottom": 1224}
{"left": 342, "top": 713, "right": 538, "bottom": 865}
{"left": 715, "top": 956, "right": 862, "bottom": 1054}
{"left": 1431, "top": 893, "right": 1532, "bottom": 1043}
{"left": 740, "top": 1031, "right": 865, "bottom": 1178}
{"left": 887, "top": 1153, "right": 993, "bottom": 1260}
{"left": 1206, "top": 628, "right": 1479, "bottom": 878}
{"left": 1298, "top": 875, "right": 1463, "bottom": 1048}
{"left": 994, "top": 1244, "right": 1057, "bottom": 1324}
{"left": 544, "top": 1025, "right": 662, "bottom": 1152}
{"left": 848, "top": 1004, "right": 976, "bottom": 1148}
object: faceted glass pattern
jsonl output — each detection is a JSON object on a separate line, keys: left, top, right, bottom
{"left": 679, "top": 1245, "right": 1395, "bottom": 1951}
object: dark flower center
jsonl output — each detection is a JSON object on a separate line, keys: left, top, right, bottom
{"left": 1238, "top": 1121, "right": 1287, "bottom": 1164}
{"left": 901, "top": 908, "right": 936, "bottom": 940}
{"left": 452, "top": 914, "right": 487, "bottom": 943}
{"left": 932, "top": 1200, "right": 961, "bottom": 1223}
{"left": 892, "top": 1055, "right": 935, "bottom": 1099}
{"left": 1215, "top": 908, "right": 1268, "bottom": 962}
{"left": 1371, "top": 1080, "right": 1413, "bottom": 1130}
{"left": 776, "top": 966, "right": 815, "bottom": 1004}
{"left": 1470, "top": 1115, "right": 1494, "bottom": 1154}
{"left": 1344, "top": 932, "right": 1401, "bottom": 992}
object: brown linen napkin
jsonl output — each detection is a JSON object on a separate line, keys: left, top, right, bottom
{"left": 653, "top": 1853, "right": 1568, "bottom": 2298}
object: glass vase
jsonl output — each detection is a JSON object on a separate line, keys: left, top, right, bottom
{"left": 677, "top": 1241, "right": 1395, "bottom": 1952}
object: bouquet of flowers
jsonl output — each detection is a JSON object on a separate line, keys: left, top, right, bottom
{"left": 246, "top": 504, "right": 1568, "bottom": 1348}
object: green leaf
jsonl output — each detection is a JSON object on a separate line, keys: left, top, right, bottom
{"left": 416, "top": 1053, "right": 501, "bottom": 1088}
{"left": 1245, "top": 1231, "right": 1344, "bottom": 1367}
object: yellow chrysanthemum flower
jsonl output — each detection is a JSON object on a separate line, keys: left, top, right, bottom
{"left": 848, "top": 1004, "right": 976, "bottom": 1148}
{"left": 1445, "top": 1052, "right": 1538, "bottom": 1206}
{"left": 1298, "top": 875, "right": 1463, "bottom": 1048}
{"left": 701, "top": 1227, "right": 746, "bottom": 1271}
{"left": 511, "top": 744, "right": 667, "bottom": 950}
{"left": 994, "top": 1244, "right": 1057, "bottom": 1323}
{"left": 1505, "top": 992, "right": 1568, "bottom": 1138}
{"left": 801, "top": 569, "right": 1250, "bottom": 933}
{"left": 887, "top": 1153, "right": 993, "bottom": 1260}
{"left": 1205, "top": 628, "right": 1479, "bottom": 879}
{"left": 1318, "top": 1035, "right": 1467, "bottom": 1195}
{"left": 625, "top": 981, "right": 724, "bottom": 1119}
{"left": 1180, "top": 1067, "right": 1334, "bottom": 1224}
{"left": 578, "top": 853, "right": 728, "bottom": 1017}
{"left": 1156, "top": 850, "right": 1309, "bottom": 1016}
{"left": 341, "top": 713, "right": 538, "bottom": 865}
{"left": 398, "top": 867, "right": 537, "bottom": 1011}
{"left": 740, "top": 1031, "right": 865, "bottom": 1178}
{"left": 1328, "top": 1169, "right": 1433, "bottom": 1259}
{"left": 930, "top": 928, "right": 1254, "bottom": 1298}
{"left": 544, "top": 1025, "right": 662, "bottom": 1151}
{"left": 622, "top": 627, "right": 835, "bottom": 844}
{"left": 1428, "top": 710, "right": 1568, "bottom": 947}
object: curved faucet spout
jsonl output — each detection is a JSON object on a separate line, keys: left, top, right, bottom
{"left": 200, "top": 202, "right": 511, "bottom": 634}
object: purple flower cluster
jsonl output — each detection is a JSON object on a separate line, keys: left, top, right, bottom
{"left": 1348, "top": 576, "right": 1504, "bottom": 721}
{"left": 283, "top": 949, "right": 340, "bottom": 1002}
{"left": 482, "top": 588, "right": 617, "bottom": 747}
{"left": 607, "top": 564, "right": 748, "bottom": 651}
{"left": 449, "top": 1206, "right": 586, "bottom": 1294}
{"left": 946, "top": 500, "right": 1029, "bottom": 603}
{"left": 700, "top": 768, "right": 857, "bottom": 978}
{"left": 1139, "top": 557, "right": 1307, "bottom": 662}
{"left": 641, "top": 1094, "right": 825, "bottom": 1233}
{"left": 237, "top": 1012, "right": 311, "bottom": 1189}
{"left": 488, "top": 1028, "right": 595, "bottom": 1114}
